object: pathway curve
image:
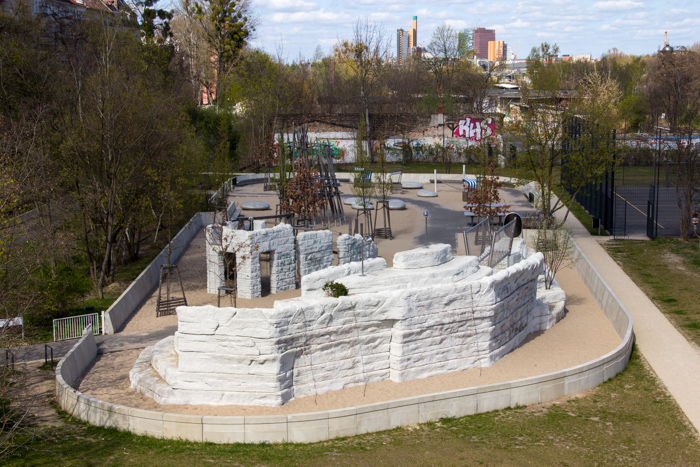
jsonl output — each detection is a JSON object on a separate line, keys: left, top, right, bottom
{"left": 566, "top": 214, "right": 700, "bottom": 433}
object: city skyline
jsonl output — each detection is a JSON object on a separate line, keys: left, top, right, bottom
{"left": 247, "top": 0, "right": 699, "bottom": 62}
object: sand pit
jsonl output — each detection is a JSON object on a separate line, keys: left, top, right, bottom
{"left": 78, "top": 179, "right": 621, "bottom": 416}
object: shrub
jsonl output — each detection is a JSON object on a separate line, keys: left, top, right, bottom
{"left": 322, "top": 282, "right": 349, "bottom": 298}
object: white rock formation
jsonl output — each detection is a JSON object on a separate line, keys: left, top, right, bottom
{"left": 131, "top": 246, "right": 566, "bottom": 407}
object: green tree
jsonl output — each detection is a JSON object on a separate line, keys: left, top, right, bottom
{"left": 510, "top": 72, "right": 621, "bottom": 224}
{"left": 191, "top": 0, "right": 252, "bottom": 106}
{"left": 58, "top": 19, "right": 201, "bottom": 297}
{"left": 526, "top": 42, "right": 562, "bottom": 91}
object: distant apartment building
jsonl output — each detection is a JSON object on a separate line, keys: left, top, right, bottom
{"left": 473, "top": 27, "right": 495, "bottom": 60}
{"left": 397, "top": 29, "right": 409, "bottom": 63}
{"left": 458, "top": 28, "right": 474, "bottom": 57}
{"left": 397, "top": 16, "right": 418, "bottom": 64}
{"left": 488, "top": 40, "right": 505, "bottom": 62}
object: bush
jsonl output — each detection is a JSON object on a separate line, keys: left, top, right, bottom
{"left": 322, "top": 282, "right": 348, "bottom": 298}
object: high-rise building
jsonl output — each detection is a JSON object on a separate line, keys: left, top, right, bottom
{"left": 409, "top": 15, "right": 417, "bottom": 51}
{"left": 458, "top": 28, "right": 474, "bottom": 57}
{"left": 397, "top": 29, "right": 409, "bottom": 63}
{"left": 397, "top": 16, "right": 418, "bottom": 64}
{"left": 473, "top": 27, "right": 495, "bottom": 60}
{"left": 488, "top": 40, "right": 505, "bottom": 62}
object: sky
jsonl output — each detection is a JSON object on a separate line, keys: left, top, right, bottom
{"left": 247, "top": 0, "right": 699, "bottom": 62}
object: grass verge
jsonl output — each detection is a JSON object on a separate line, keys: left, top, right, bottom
{"left": 553, "top": 186, "right": 609, "bottom": 236}
{"left": 5, "top": 349, "right": 699, "bottom": 466}
{"left": 605, "top": 238, "right": 700, "bottom": 347}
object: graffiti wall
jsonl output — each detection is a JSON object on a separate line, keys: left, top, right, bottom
{"left": 453, "top": 117, "right": 497, "bottom": 143}
{"left": 275, "top": 116, "right": 501, "bottom": 164}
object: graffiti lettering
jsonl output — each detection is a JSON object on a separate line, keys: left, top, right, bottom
{"left": 454, "top": 117, "right": 497, "bottom": 142}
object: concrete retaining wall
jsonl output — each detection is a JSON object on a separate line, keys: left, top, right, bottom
{"left": 103, "top": 211, "right": 215, "bottom": 334}
{"left": 57, "top": 226, "right": 634, "bottom": 444}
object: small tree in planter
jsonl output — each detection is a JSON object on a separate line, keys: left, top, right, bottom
{"left": 282, "top": 161, "right": 327, "bottom": 226}
{"left": 273, "top": 136, "right": 291, "bottom": 209}
{"left": 464, "top": 146, "right": 509, "bottom": 222}
{"left": 352, "top": 118, "right": 375, "bottom": 206}
{"left": 351, "top": 119, "right": 375, "bottom": 236}
{"left": 535, "top": 221, "right": 573, "bottom": 289}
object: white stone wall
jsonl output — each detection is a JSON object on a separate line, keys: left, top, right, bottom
{"left": 133, "top": 251, "right": 564, "bottom": 407}
{"left": 337, "top": 234, "right": 379, "bottom": 265}
{"left": 205, "top": 226, "right": 226, "bottom": 294}
{"left": 205, "top": 223, "right": 296, "bottom": 299}
{"left": 295, "top": 230, "right": 334, "bottom": 278}
{"left": 301, "top": 258, "right": 388, "bottom": 297}
{"left": 393, "top": 243, "right": 452, "bottom": 269}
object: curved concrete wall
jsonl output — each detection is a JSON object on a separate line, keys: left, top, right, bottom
{"left": 56, "top": 237, "right": 634, "bottom": 443}
{"left": 104, "top": 212, "right": 216, "bottom": 334}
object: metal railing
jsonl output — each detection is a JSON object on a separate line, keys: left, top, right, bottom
{"left": 488, "top": 219, "right": 517, "bottom": 268}
{"left": 53, "top": 313, "right": 100, "bottom": 341}
{"left": 463, "top": 218, "right": 492, "bottom": 264}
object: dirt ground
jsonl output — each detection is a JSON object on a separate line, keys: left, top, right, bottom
{"left": 76, "top": 180, "right": 622, "bottom": 416}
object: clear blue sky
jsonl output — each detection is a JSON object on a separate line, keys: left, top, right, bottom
{"left": 247, "top": 0, "right": 698, "bottom": 62}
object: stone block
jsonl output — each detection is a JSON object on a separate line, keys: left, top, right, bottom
{"left": 244, "top": 415, "right": 288, "bottom": 443}
{"left": 393, "top": 243, "right": 452, "bottom": 269}
{"left": 202, "top": 416, "right": 245, "bottom": 444}
{"left": 328, "top": 407, "right": 357, "bottom": 439}
{"left": 476, "top": 383, "right": 511, "bottom": 414}
{"left": 287, "top": 412, "right": 330, "bottom": 443}
{"left": 356, "top": 406, "right": 389, "bottom": 435}
{"left": 162, "top": 413, "right": 203, "bottom": 442}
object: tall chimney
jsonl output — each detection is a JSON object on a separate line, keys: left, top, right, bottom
{"left": 664, "top": 31, "right": 668, "bottom": 47}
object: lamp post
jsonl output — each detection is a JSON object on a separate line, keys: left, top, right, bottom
{"left": 423, "top": 210, "right": 429, "bottom": 248}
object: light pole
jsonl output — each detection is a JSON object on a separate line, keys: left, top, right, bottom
{"left": 423, "top": 210, "right": 429, "bottom": 248}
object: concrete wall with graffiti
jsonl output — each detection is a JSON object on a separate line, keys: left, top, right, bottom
{"left": 275, "top": 116, "right": 501, "bottom": 164}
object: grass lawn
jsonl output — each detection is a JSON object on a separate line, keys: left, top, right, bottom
{"left": 605, "top": 238, "right": 700, "bottom": 348}
{"left": 6, "top": 349, "right": 700, "bottom": 466}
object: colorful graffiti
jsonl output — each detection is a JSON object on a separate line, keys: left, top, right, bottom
{"left": 453, "top": 117, "right": 497, "bottom": 142}
{"left": 309, "top": 137, "right": 349, "bottom": 161}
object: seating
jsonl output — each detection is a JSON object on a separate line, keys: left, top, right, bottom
{"left": 353, "top": 167, "right": 373, "bottom": 187}
{"left": 390, "top": 171, "right": 403, "bottom": 193}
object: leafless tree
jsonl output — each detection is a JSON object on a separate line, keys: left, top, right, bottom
{"left": 334, "top": 18, "right": 390, "bottom": 161}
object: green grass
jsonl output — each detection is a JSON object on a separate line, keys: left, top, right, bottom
{"left": 605, "top": 238, "right": 700, "bottom": 348}
{"left": 553, "top": 186, "right": 609, "bottom": 236}
{"left": 6, "top": 349, "right": 700, "bottom": 466}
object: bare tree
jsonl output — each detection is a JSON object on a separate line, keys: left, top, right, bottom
{"left": 334, "top": 18, "right": 390, "bottom": 162}
{"left": 425, "top": 23, "right": 459, "bottom": 96}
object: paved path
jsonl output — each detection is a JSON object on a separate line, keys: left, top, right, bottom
{"left": 566, "top": 213, "right": 700, "bottom": 433}
{"left": 1, "top": 327, "right": 177, "bottom": 365}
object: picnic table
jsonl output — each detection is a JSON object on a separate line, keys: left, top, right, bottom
{"left": 463, "top": 204, "right": 507, "bottom": 226}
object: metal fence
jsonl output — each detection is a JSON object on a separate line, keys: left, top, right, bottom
{"left": 53, "top": 313, "right": 100, "bottom": 341}
{"left": 562, "top": 128, "right": 694, "bottom": 239}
